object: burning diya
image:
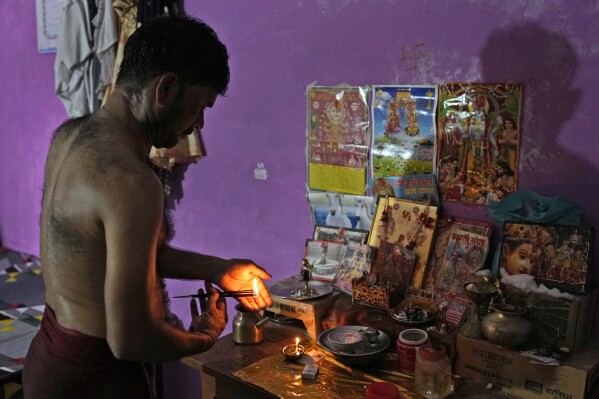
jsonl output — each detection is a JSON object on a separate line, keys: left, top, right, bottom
{"left": 282, "top": 337, "right": 305, "bottom": 360}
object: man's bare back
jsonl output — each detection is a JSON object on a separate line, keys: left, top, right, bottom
{"left": 41, "top": 113, "right": 166, "bottom": 338}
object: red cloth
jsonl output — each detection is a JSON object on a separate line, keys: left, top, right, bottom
{"left": 23, "top": 305, "right": 155, "bottom": 399}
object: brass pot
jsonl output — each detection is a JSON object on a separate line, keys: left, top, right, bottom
{"left": 481, "top": 303, "right": 533, "bottom": 348}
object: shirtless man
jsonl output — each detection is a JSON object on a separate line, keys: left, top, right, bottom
{"left": 23, "top": 15, "right": 272, "bottom": 399}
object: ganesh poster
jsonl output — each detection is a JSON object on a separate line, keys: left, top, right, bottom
{"left": 306, "top": 86, "right": 370, "bottom": 195}
{"left": 435, "top": 82, "right": 523, "bottom": 205}
{"left": 371, "top": 85, "right": 437, "bottom": 178}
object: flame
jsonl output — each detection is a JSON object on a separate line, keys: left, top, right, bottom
{"left": 295, "top": 337, "right": 299, "bottom": 347}
{"left": 253, "top": 278, "right": 259, "bottom": 297}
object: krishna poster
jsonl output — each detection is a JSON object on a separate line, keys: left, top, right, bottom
{"left": 435, "top": 82, "right": 523, "bottom": 205}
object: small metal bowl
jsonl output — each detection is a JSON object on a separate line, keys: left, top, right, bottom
{"left": 282, "top": 344, "right": 305, "bottom": 360}
{"left": 328, "top": 330, "right": 363, "bottom": 352}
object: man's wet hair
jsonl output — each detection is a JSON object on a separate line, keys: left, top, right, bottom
{"left": 117, "top": 15, "right": 230, "bottom": 96}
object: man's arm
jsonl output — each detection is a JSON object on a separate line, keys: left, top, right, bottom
{"left": 156, "top": 245, "right": 235, "bottom": 281}
{"left": 156, "top": 245, "right": 273, "bottom": 311}
{"left": 101, "top": 168, "right": 226, "bottom": 361}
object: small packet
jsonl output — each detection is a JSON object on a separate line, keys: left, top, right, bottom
{"left": 301, "top": 364, "right": 319, "bottom": 380}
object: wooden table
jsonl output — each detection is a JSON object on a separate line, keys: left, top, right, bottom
{"left": 182, "top": 323, "right": 522, "bottom": 399}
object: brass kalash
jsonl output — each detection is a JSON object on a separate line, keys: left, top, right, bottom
{"left": 265, "top": 264, "right": 338, "bottom": 339}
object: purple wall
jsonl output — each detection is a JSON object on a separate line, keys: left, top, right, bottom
{"left": 2, "top": 1, "right": 599, "bottom": 398}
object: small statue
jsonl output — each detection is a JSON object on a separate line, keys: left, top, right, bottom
{"left": 299, "top": 257, "right": 314, "bottom": 297}
{"left": 438, "top": 301, "right": 450, "bottom": 334}
{"left": 301, "top": 257, "right": 313, "bottom": 282}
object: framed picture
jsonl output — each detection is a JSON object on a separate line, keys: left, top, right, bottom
{"left": 331, "top": 242, "right": 373, "bottom": 295}
{"left": 313, "top": 224, "right": 369, "bottom": 245}
{"left": 500, "top": 222, "right": 594, "bottom": 295}
{"left": 421, "top": 215, "right": 492, "bottom": 293}
{"left": 303, "top": 240, "right": 348, "bottom": 281}
{"left": 352, "top": 242, "right": 416, "bottom": 309}
{"left": 367, "top": 196, "right": 438, "bottom": 288}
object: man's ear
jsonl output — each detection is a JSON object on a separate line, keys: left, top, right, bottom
{"left": 154, "top": 72, "right": 180, "bottom": 108}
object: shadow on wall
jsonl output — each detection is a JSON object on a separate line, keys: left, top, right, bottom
{"left": 480, "top": 21, "right": 587, "bottom": 184}
{"left": 165, "top": 163, "right": 191, "bottom": 211}
{"left": 480, "top": 22, "right": 599, "bottom": 287}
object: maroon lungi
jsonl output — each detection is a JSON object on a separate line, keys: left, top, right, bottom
{"left": 23, "top": 305, "right": 155, "bottom": 399}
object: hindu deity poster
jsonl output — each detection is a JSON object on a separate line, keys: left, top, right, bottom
{"left": 435, "top": 82, "right": 523, "bottom": 205}
{"left": 331, "top": 242, "right": 373, "bottom": 295}
{"left": 371, "top": 85, "right": 437, "bottom": 178}
{"left": 307, "top": 86, "right": 370, "bottom": 195}
{"left": 421, "top": 215, "right": 492, "bottom": 293}
{"left": 368, "top": 174, "right": 440, "bottom": 206}
{"left": 367, "top": 197, "right": 438, "bottom": 289}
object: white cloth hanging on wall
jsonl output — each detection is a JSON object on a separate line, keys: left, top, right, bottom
{"left": 54, "top": 0, "right": 96, "bottom": 117}
{"left": 93, "top": 0, "right": 118, "bottom": 101}
{"left": 54, "top": 0, "right": 117, "bottom": 117}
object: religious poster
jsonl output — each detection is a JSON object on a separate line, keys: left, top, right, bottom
{"left": 500, "top": 222, "right": 594, "bottom": 295}
{"left": 303, "top": 240, "right": 348, "bottom": 282}
{"left": 367, "top": 197, "right": 438, "bottom": 288}
{"left": 331, "top": 242, "right": 373, "bottom": 295}
{"left": 306, "top": 86, "right": 370, "bottom": 195}
{"left": 433, "top": 231, "right": 489, "bottom": 293}
{"left": 352, "top": 242, "right": 416, "bottom": 309}
{"left": 371, "top": 85, "right": 437, "bottom": 178}
{"left": 433, "top": 289, "right": 469, "bottom": 330}
{"left": 421, "top": 215, "right": 492, "bottom": 292}
{"left": 435, "top": 82, "right": 523, "bottom": 205}
{"left": 368, "top": 174, "right": 440, "bottom": 206}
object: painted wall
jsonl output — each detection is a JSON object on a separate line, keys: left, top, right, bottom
{"left": 1, "top": 1, "right": 598, "bottom": 398}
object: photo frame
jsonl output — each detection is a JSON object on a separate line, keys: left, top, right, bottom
{"left": 352, "top": 242, "right": 416, "bottom": 309}
{"left": 313, "top": 224, "right": 369, "bottom": 245}
{"left": 421, "top": 215, "right": 492, "bottom": 293}
{"left": 500, "top": 222, "right": 594, "bottom": 295}
{"left": 331, "top": 242, "right": 373, "bottom": 295}
{"left": 367, "top": 196, "right": 438, "bottom": 288}
{"left": 303, "top": 240, "right": 348, "bottom": 281}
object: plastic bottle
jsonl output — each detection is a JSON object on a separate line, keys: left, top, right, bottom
{"left": 414, "top": 341, "right": 451, "bottom": 399}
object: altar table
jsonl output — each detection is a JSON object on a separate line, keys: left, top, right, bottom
{"left": 182, "top": 322, "right": 523, "bottom": 399}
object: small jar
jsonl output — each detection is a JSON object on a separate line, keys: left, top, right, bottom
{"left": 396, "top": 328, "right": 429, "bottom": 375}
{"left": 414, "top": 343, "right": 451, "bottom": 399}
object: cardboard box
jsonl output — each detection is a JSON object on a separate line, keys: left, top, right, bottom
{"left": 504, "top": 286, "right": 597, "bottom": 352}
{"left": 456, "top": 334, "right": 599, "bottom": 399}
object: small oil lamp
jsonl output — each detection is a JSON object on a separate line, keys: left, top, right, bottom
{"left": 283, "top": 337, "right": 305, "bottom": 360}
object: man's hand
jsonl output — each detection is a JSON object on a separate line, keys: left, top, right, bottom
{"left": 189, "top": 282, "right": 227, "bottom": 344}
{"left": 215, "top": 259, "right": 273, "bottom": 312}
